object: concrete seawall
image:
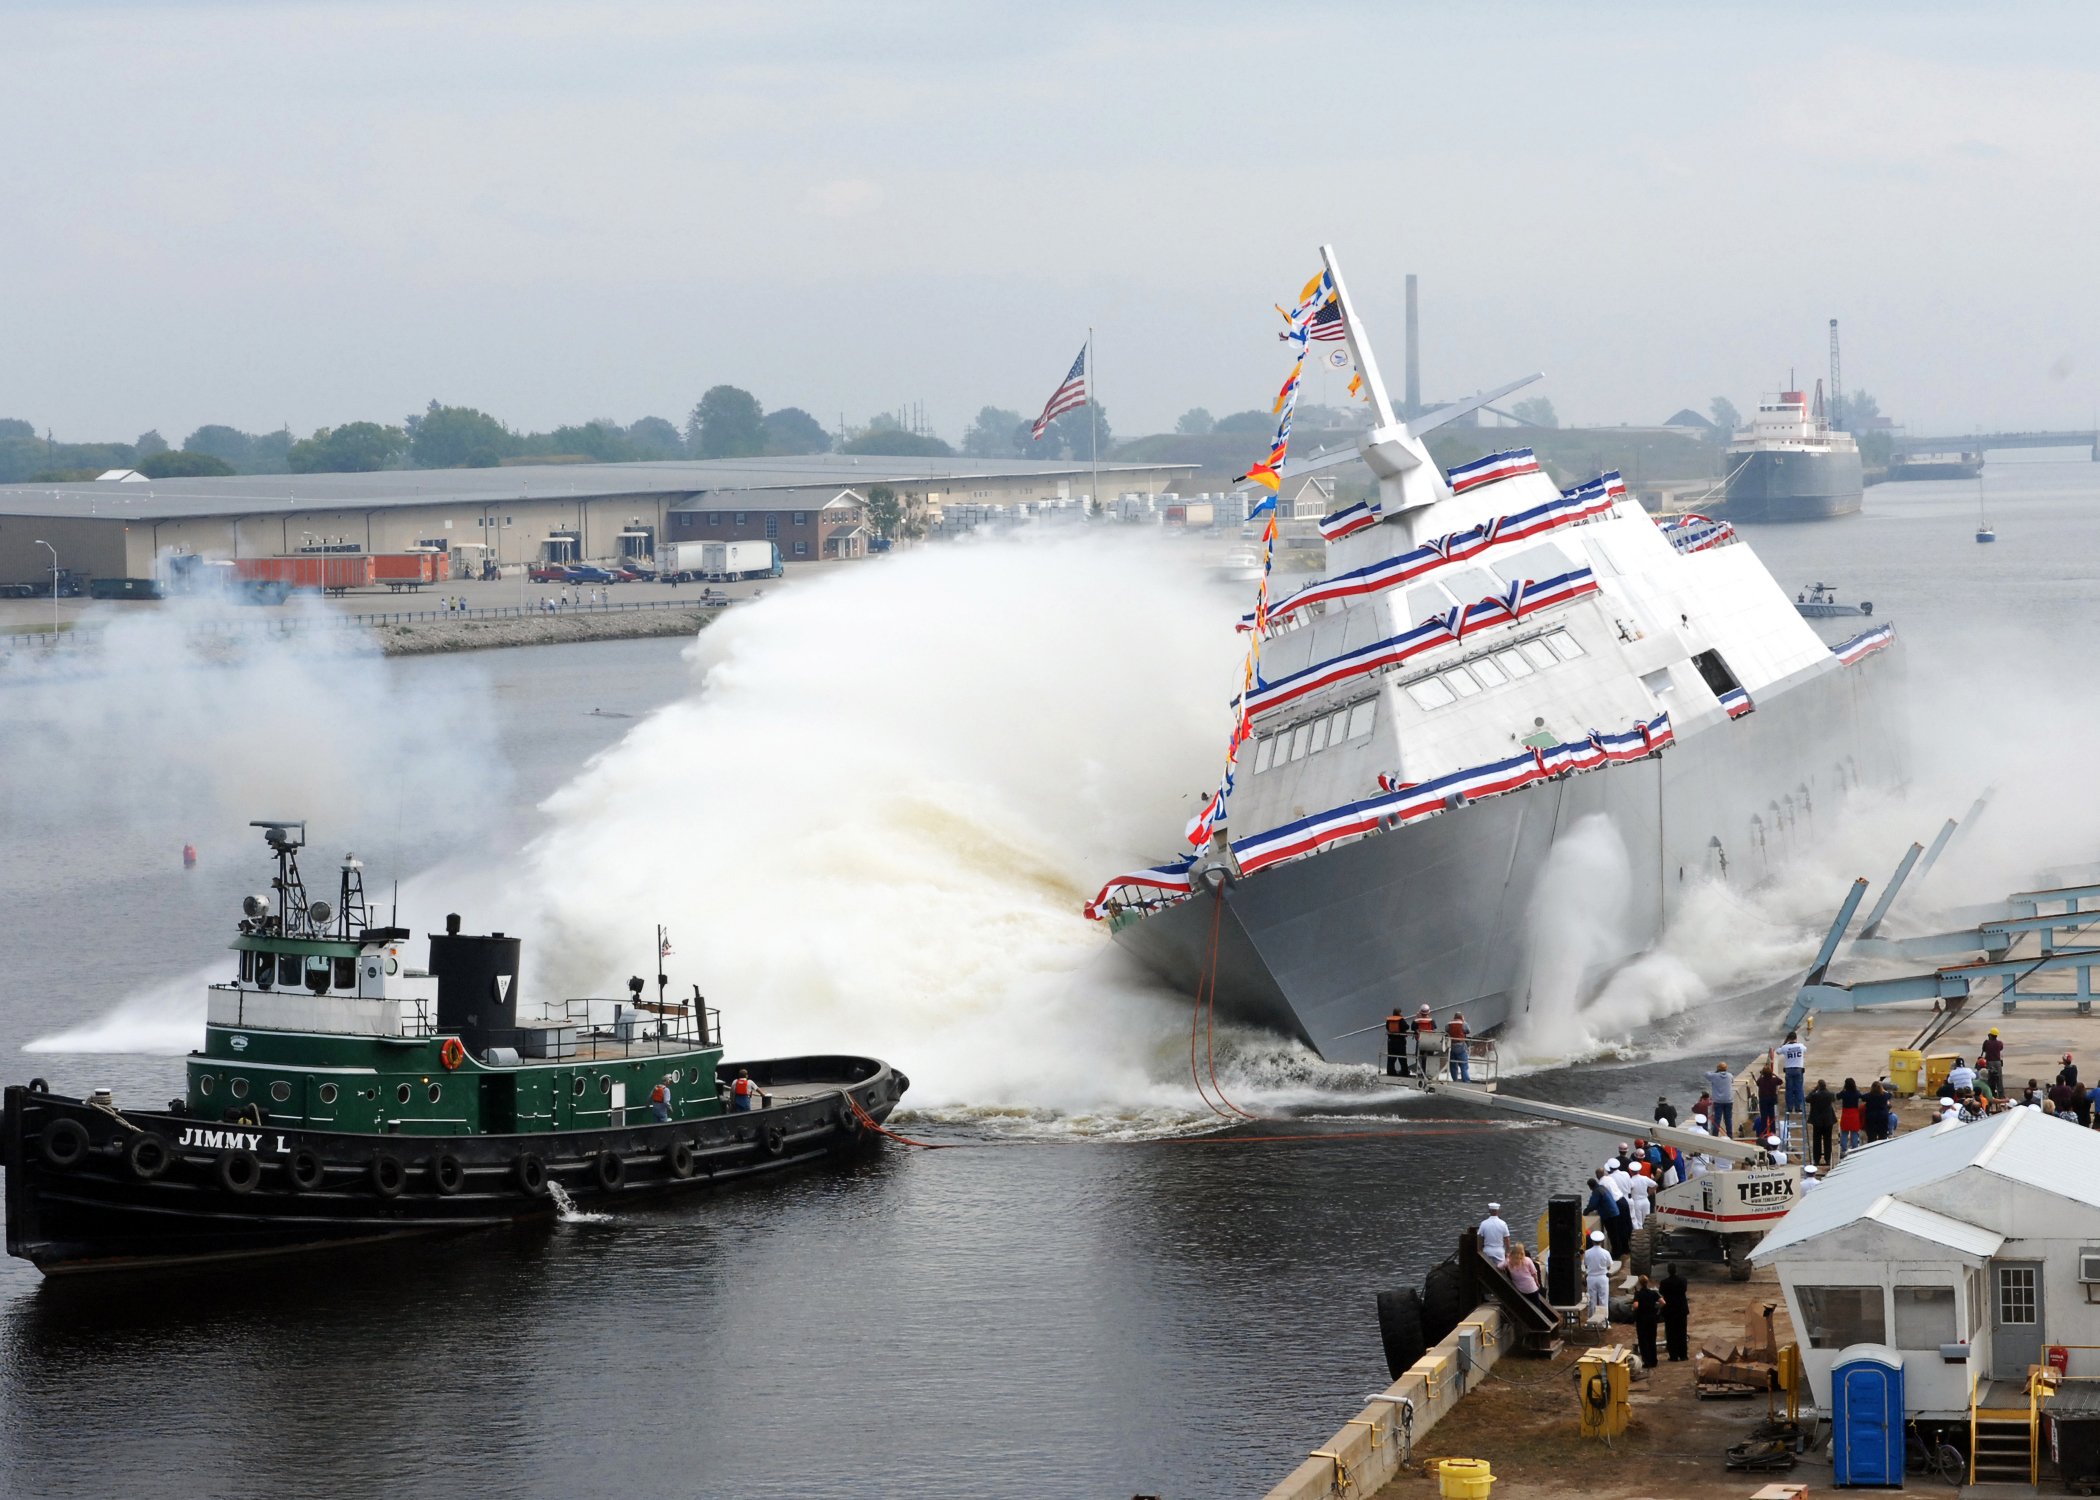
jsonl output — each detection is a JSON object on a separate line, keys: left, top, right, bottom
{"left": 364, "top": 604, "right": 713, "bottom": 656}
{"left": 1263, "top": 1304, "right": 1511, "bottom": 1500}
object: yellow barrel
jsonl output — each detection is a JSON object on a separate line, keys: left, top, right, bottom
{"left": 1924, "top": 1053, "right": 1960, "bottom": 1095}
{"left": 1437, "top": 1457, "right": 1494, "bottom": 1498}
{"left": 1888, "top": 1048, "right": 1924, "bottom": 1096}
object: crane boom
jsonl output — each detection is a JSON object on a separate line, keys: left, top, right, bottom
{"left": 1414, "top": 1080, "right": 1766, "bottom": 1165}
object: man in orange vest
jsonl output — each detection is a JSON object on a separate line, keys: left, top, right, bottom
{"left": 1446, "top": 1012, "right": 1472, "bottom": 1082}
{"left": 1385, "top": 1008, "right": 1407, "bottom": 1077}
{"left": 649, "top": 1077, "right": 673, "bottom": 1123}
{"left": 731, "top": 1069, "right": 756, "bottom": 1111}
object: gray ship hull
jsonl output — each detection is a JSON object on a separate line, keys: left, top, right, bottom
{"left": 1111, "top": 644, "right": 1904, "bottom": 1061}
{"left": 1725, "top": 448, "right": 1864, "bottom": 523}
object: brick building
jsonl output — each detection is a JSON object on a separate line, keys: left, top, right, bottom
{"left": 665, "top": 488, "right": 868, "bottom": 561}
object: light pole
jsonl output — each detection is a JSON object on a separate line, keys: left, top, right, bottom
{"left": 33, "top": 539, "right": 56, "bottom": 633}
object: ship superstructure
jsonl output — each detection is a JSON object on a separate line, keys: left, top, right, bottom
{"left": 1722, "top": 383, "right": 1865, "bottom": 522}
{"left": 1089, "top": 247, "right": 1904, "bottom": 1057}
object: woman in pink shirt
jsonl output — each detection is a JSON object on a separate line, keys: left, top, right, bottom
{"left": 1505, "top": 1242, "right": 1550, "bottom": 1316}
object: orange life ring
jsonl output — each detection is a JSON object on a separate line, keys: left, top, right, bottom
{"left": 439, "top": 1037, "right": 466, "bottom": 1071}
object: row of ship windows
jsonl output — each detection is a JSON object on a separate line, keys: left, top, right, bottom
{"left": 1253, "top": 699, "right": 1378, "bottom": 774}
{"left": 194, "top": 1069, "right": 685, "bottom": 1106}
{"left": 1403, "top": 630, "right": 1585, "bottom": 711}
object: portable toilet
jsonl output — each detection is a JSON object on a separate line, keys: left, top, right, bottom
{"left": 1831, "top": 1344, "right": 1904, "bottom": 1486}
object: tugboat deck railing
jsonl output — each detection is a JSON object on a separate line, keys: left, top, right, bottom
{"left": 207, "top": 985, "right": 435, "bottom": 1039}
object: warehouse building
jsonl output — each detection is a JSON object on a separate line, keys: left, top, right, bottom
{"left": 0, "top": 455, "right": 1197, "bottom": 586}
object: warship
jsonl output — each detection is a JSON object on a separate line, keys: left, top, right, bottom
{"left": 1088, "top": 246, "right": 1905, "bottom": 1060}
{"left": 4, "top": 820, "right": 905, "bottom": 1273}
{"left": 1721, "top": 382, "right": 1864, "bottom": 522}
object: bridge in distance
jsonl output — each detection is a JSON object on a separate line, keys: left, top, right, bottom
{"left": 1893, "top": 429, "right": 2100, "bottom": 460}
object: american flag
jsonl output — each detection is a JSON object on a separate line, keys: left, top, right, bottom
{"left": 1030, "top": 344, "right": 1089, "bottom": 439}
{"left": 1307, "top": 296, "right": 1347, "bottom": 342}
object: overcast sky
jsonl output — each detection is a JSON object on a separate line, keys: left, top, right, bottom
{"left": 6, "top": 1, "right": 2098, "bottom": 445}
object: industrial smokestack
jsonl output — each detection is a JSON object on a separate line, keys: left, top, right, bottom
{"left": 1404, "top": 274, "right": 1420, "bottom": 419}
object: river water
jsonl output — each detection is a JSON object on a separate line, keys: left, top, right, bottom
{"left": 2, "top": 463, "right": 2096, "bottom": 1498}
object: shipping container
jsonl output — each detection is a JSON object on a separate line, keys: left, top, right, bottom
{"left": 371, "top": 551, "right": 451, "bottom": 586}
{"left": 232, "top": 556, "right": 375, "bottom": 592}
{"left": 658, "top": 540, "right": 782, "bottom": 582}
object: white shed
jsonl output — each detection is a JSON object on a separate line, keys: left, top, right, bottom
{"left": 1752, "top": 1108, "right": 2100, "bottom": 1421}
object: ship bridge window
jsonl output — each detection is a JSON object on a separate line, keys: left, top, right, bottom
{"left": 239, "top": 950, "right": 256, "bottom": 983}
{"left": 1307, "top": 716, "right": 1329, "bottom": 754}
{"left": 1517, "top": 639, "right": 1558, "bottom": 670}
{"left": 304, "top": 956, "right": 331, "bottom": 995}
{"left": 1546, "top": 631, "right": 1584, "bottom": 662}
{"left": 1493, "top": 543, "right": 1576, "bottom": 588}
{"left": 1494, "top": 647, "right": 1534, "bottom": 679}
{"left": 1347, "top": 700, "right": 1376, "bottom": 740}
{"left": 1288, "top": 724, "right": 1311, "bottom": 762}
{"left": 1470, "top": 655, "right": 1508, "bottom": 689}
{"left": 333, "top": 957, "right": 355, "bottom": 989}
{"left": 277, "top": 953, "right": 301, "bottom": 987}
{"left": 1406, "top": 677, "right": 1457, "bottom": 711}
{"left": 1440, "top": 668, "right": 1482, "bottom": 699}
{"left": 1324, "top": 708, "right": 1350, "bottom": 746}
{"left": 1690, "top": 649, "right": 1741, "bottom": 697}
{"left": 1254, "top": 736, "right": 1275, "bottom": 774}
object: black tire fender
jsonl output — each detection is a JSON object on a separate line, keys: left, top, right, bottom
{"left": 515, "top": 1153, "right": 548, "bottom": 1196}
{"left": 1421, "top": 1259, "right": 1466, "bottom": 1348}
{"left": 666, "top": 1140, "right": 696, "bottom": 1179}
{"left": 27, "top": 1077, "right": 49, "bottom": 1096}
{"left": 125, "top": 1133, "right": 171, "bottom": 1181}
{"left": 760, "top": 1125, "right": 786, "bottom": 1157}
{"left": 432, "top": 1153, "right": 465, "bottom": 1195}
{"left": 370, "top": 1152, "right": 405, "bottom": 1198}
{"left": 38, "top": 1117, "right": 90, "bottom": 1169}
{"left": 1376, "top": 1288, "right": 1427, "bottom": 1380}
{"left": 594, "top": 1151, "right": 625, "bottom": 1191}
{"left": 219, "top": 1149, "right": 262, "bottom": 1194}
{"left": 288, "top": 1148, "right": 325, "bottom": 1192}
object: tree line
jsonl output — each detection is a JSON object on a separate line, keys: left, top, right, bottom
{"left": 0, "top": 384, "right": 1116, "bottom": 483}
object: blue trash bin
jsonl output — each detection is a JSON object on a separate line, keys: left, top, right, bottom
{"left": 1831, "top": 1344, "right": 1905, "bottom": 1487}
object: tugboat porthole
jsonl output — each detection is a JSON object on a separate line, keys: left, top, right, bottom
{"left": 270, "top": 1081, "right": 291, "bottom": 1103}
{"left": 394, "top": 1084, "right": 411, "bottom": 1104}
{"left": 571, "top": 1077, "right": 585, "bottom": 1097}
{"left": 229, "top": 1077, "right": 249, "bottom": 1099}
{"left": 318, "top": 1083, "right": 338, "bottom": 1104}
{"left": 426, "top": 1084, "right": 442, "bottom": 1103}
{"left": 198, "top": 1075, "right": 215, "bottom": 1095}
{"left": 598, "top": 1075, "right": 611, "bottom": 1094}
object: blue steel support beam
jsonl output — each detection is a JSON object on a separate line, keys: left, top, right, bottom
{"left": 1858, "top": 843, "right": 1923, "bottom": 941}
{"left": 1913, "top": 818, "right": 1961, "bottom": 892}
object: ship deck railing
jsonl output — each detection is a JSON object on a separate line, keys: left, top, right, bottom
{"left": 551, "top": 995, "right": 722, "bottom": 1055}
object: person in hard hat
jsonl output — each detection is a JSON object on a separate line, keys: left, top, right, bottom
{"left": 1583, "top": 1230, "right": 1613, "bottom": 1326}
{"left": 1981, "top": 1027, "right": 2006, "bottom": 1096}
{"left": 1384, "top": 1007, "right": 1407, "bottom": 1077}
{"left": 1477, "top": 1202, "right": 1511, "bottom": 1267}
{"left": 1799, "top": 1163, "right": 1820, "bottom": 1194}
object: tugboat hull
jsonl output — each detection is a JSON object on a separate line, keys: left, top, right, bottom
{"left": 3, "top": 1056, "right": 906, "bottom": 1275}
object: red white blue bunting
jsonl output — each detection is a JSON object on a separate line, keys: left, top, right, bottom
{"left": 1083, "top": 855, "right": 1196, "bottom": 922}
{"left": 1258, "top": 482, "right": 1619, "bottom": 631}
{"left": 1082, "top": 715, "right": 1676, "bottom": 917}
{"left": 1719, "top": 686, "right": 1754, "bottom": 719}
{"left": 1318, "top": 499, "right": 1380, "bottom": 541}
{"left": 1446, "top": 448, "right": 1541, "bottom": 495}
{"left": 1231, "top": 714, "right": 1675, "bottom": 878}
{"left": 1832, "top": 624, "right": 1895, "bottom": 666}
{"left": 1657, "top": 512, "right": 1737, "bottom": 554}
{"left": 1241, "top": 567, "right": 1599, "bottom": 718}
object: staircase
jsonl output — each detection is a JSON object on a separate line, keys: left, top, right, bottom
{"left": 1971, "top": 1380, "right": 2037, "bottom": 1485}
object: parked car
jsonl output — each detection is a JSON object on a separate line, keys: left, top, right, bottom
{"left": 562, "top": 565, "right": 616, "bottom": 584}
{"left": 608, "top": 565, "right": 649, "bottom": 582}
{"left": 528, "top": 564, "right": 568, "bottom": 583}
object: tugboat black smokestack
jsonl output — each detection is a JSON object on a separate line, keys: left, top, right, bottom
{"left": 429, "top": 925, "right": 522, "bottom": 1053}
{"left": 446, "top": 913, "right": 461, "bottom": 935}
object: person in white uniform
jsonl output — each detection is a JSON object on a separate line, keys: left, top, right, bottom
{"left": 1477, "top": 1203, "right": 1511, "bottom": 1267}
{"left": 1799, "top": 1164, "right": 1819, "bottom": 1194}
{"left": 1583, "top": 1230, "right": 1613, "bottom": 1325}
{"left": 1625, "top": 1165, "right": 1652, "bottom": 1231}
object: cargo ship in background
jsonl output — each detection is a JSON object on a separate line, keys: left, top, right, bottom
{"left": 1087, "top": 247, "right": 1906, "bottom": 1061}
{"left": 1721, "top": 382, "right": 1864, "bottom": 522}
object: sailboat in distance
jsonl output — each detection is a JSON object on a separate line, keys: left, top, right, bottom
{"left": 1976, "top": 475, "right": 1996, "bottom": 544}
{"left": 1088, "top": 244, "right": 1908, "bottom": 1061}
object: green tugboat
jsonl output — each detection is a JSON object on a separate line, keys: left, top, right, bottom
{"left": 3, "top": 820, "right": 907, "bottom": 1274}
